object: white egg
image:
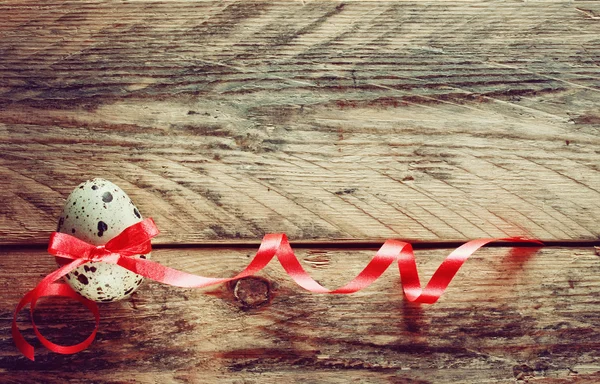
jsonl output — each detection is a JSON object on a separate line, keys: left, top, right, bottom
{"left": 56, "top": 178, "right": 149, "bottom": 302}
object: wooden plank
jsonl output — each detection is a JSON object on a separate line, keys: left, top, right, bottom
{"left": 1, "top": 246, "right": 600, "bottom": 383}
{"left": 1, "top": 1, "right": 600, "bottom": 244}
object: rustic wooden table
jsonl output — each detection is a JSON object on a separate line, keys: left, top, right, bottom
{"left": 1, "top": 1, "right": 600, "bottom": 383}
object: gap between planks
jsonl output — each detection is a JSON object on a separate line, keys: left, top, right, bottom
{"left": 3, "top": 239, "right": 600, "bottom": 252}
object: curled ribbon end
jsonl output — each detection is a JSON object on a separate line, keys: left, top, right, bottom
{"left": 12, "top": 322, "right": 35, "bottom": 361}
{"left": 24, "top": 348, "right": 35, "bottom": 362}
{"left": 12, "top": 290, "right": 36, "bottom": 361}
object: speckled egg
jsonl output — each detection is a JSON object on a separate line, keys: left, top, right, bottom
{"left": 56, "top": 178, "right": 149, "bottom": 302}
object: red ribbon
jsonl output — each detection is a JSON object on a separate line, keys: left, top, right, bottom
{"left": 13, "top": 218, "right": 541, "bottom": 360}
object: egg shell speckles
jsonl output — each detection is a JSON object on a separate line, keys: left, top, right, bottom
{"left": 56, "top": 178, "right": 149, "bottom": 302}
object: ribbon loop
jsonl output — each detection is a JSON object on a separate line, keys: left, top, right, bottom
{"left": 13, "top": 218, "right": 542, "bottom": 361}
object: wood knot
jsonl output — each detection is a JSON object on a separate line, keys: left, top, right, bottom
{"left": 233, "top": 277, "right": 271, "bottom": 309}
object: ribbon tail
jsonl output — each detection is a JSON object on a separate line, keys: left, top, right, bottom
{"left": 30, "top": 284, "right": 100, "bottom": 357}
{"left": 13, "top": 258, "right": 89, "bottom": 361}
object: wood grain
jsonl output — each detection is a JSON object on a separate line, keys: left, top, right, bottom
{"left": 2, "top": 246, "right": 600, "bottom": 383}
{"left": 1, "top": 1, "right": 600, "bottom": 244}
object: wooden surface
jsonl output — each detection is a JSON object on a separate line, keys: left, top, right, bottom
{"left": 3, "top": 246, "right": 600, "bottom": 383}
{"left": 1, "top": 1, "right": 600, "bottom": 383}
{"left": 1, "top": 0, "right": 600, "bottom": 244}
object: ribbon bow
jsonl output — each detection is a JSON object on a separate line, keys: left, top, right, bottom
{"left": 13, "top": 218, "right": 541, "bottom": 361}
{"left": 12, "top": 218, "right": 160, "bottom": 361}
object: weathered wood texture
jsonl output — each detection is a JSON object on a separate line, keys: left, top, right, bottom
{"left": 1, "top": 1, "right": 600, "bottom": 244}
{"left": 2, "top": 1, "right": 600, "bottom": 383}
{"left": 2, "top": 246, "right": 600, "bottom": 383}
